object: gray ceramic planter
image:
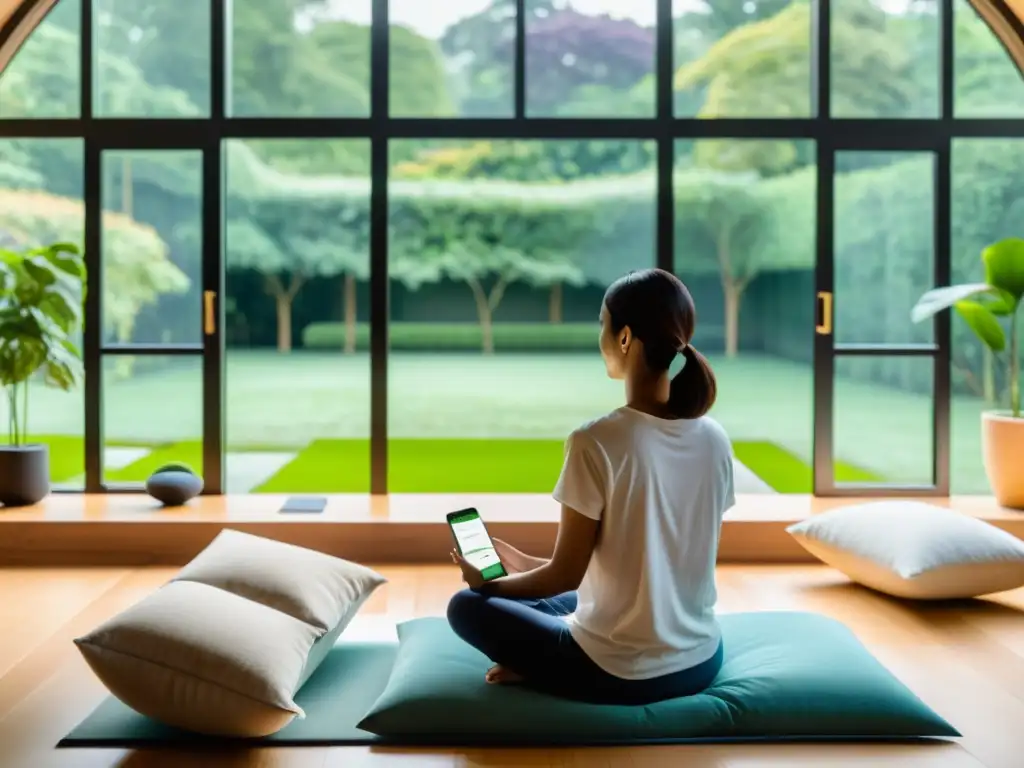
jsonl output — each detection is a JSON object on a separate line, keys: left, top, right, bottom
{"left": 0, "top": 443, "right": 50, "bottom": 507}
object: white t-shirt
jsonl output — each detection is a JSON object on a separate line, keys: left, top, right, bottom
{"left": 552, "top": 407, "right": 735, "bottom": 680}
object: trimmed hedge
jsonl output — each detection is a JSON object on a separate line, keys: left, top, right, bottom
{"left": 303, "top": 322, "right": 600, "bottom": 351}
{"left": 304, "top": 321, "right": 729, "bottom": 353}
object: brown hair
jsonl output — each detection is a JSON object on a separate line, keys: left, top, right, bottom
{"left": 603, "top": 268, "right": 717, "bottom": 419}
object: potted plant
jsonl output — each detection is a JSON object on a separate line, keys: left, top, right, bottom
{"left": 0, "top": 242, "right": 85, "bottom": 507}
{"left": 912, "top": 237, "right": 1024, "bottom": 508}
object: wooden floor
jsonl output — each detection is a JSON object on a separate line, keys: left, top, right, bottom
{"left": 0, "top": 565, "right": 1022, "bottom": 768}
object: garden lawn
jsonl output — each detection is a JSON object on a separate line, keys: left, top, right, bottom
{"left": 254, "top": 438, "right": 879, "bottom": 494}
{"left": 6, "top": 351, "right": 992, "bottom": 493}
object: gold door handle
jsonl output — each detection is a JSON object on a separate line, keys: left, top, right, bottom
{"left": 204, "top": 291, "right": 216, "bottom": 336}
{"left": 816, "top": 291, "right": 833, "bottom": 335}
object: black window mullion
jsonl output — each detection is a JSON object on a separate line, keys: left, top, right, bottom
{"left": 834, "top": 344, "right": 939, "bottom": 357}
{"left": 941, "top": 0, "right": 954, "bottom": 120}
{"left": 202, "top": 139, "right": 224, "bottom": 494}
{"left": 933, "top": 147, "right": 952, "bottom": 494}
{"left": 83, "top": 139, "right": 102, "bottom": 492}
{"left": 80, "top": 0, "right": 92, "bottom": 119}
{"left": 812, "top": 0, "right": 830, "bottom": 119}
{"left": 369, "top": 0, "right": 389, "bottom": 495}
{"left": 211, "top": 0, "right": 226, "bottom": 121}
{"left": 812, "top": 139, "right": 834, "bottom": 495}
{"left": 101, "top": 344, "right": 205, "bottom": 356}
{"left": 515, "top": 0, "right": 526, "bottom": 118}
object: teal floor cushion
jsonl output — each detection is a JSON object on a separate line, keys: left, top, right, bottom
{"left": 62, "top": 611, "right": 957, "bottom": 747}
{"left": 357, "top": 612, "right": 959, "bottom": 745}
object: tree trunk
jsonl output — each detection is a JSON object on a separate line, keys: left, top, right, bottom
{"left": 343, "top": 273, "right": 357, "bottom": 354}
{"left": 276, "top": 294, "right": 293, "bottom": 353}
{"left": 549, "top": 283, "right": 563, "bottom": 324}
{"left": 265, "top": 273, "right": 305, "bottom": 354}
{"left": 723, "top": 281, "right": 743, "bottom": 358}
{"left": 467, "top": 276, "right": 506, "bottom": 355}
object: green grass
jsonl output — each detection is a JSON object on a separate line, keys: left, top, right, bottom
{"left": 255, "top": 439, "right": 568, "bottom": 493}
{"left": 253, "top": 438, "right": 863, "bottom": 494}
{"left": 733, "top": 441, "right": 882, "bottom": 493}
{"left": 256, "top": 440, "right": 369, "bottom": 493}
{"left": 4, "top": 351, "right": 994, "bottom": 493}
{"left": 19, "top": 435, "right": 86, "bottom": 483}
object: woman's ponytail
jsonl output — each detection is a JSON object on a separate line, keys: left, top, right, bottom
{"left": 668, "top": 345, "right": 717, "bottom": 419}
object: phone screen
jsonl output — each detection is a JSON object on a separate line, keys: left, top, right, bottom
{"left": 448, "top": 509, "right": 507, "bottom": 581}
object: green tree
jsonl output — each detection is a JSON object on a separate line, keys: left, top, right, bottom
{"left": 954, "top": 0, "right": 1024, "bottom": 116}
{"left": 675, "top": 0, "right": 919, "bottom": 174}
{"left": 225, "top": 143, "right": 370, "bottom": 353}
{"left": 0, "top": 189, "right": 188, "bottom": 345}
{"left": 675, "top": 172, "right": 770, "bottom": 357}
{"left": 394, "top": 240, "right": 583, "bottom": 355}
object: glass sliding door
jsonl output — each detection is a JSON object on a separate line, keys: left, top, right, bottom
{"left": 90, "top": 144, "right": 223, "bottom": 492}
{"left": 814, "top": 147, "right": 949, "bottom": 495}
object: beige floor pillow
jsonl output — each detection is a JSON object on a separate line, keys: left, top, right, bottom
{"left": 75, "top": 531, "right": 386, "bottom": 736}
{"left": 788, "top": 501, "right": 1024, "bottom": 599}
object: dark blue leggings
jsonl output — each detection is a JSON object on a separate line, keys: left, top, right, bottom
{"left": 447, "top": 589, "right": 723, "bottom": 705}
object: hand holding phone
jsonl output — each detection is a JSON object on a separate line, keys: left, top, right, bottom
{"left": 447, "top": 508, "right": 507, "bottom": 582}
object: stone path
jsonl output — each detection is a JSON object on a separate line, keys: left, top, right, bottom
{"left": 733, "top": 459, "right": 776, "bottom": 494}
{"left": 224, "top": 451, "right": 296, "bottom": 493}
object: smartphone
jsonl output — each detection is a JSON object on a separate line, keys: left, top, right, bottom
{"left": 446, "top": 508, "right": 508, "bottom": 581}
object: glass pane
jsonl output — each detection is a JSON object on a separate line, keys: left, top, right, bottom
{"left": 954, "top": 0, "right": 1024, "bottom": 117}
{"left": 526, "top": 0, "right": 654, "bottom": 117}
{"left": 834, "top": 356, "right": 933, "bottom": 486}
{"left": 228, "top": 0, "right": 371, "bottom": 118}
{"left": 94, "top": 0, "right": 210, "bottom": 117}
{"left": 102, "top": 356, "right": 203, "bottom": 484}
{"left": 101, "top": 151, "right": 203, "bottom": 346}
{"left": 950, "top": 139, "right": 1024, "bottom": 494}
{"left": 673, "top": 0, "right": 811, "bottom": 118}
{"left": 834, "top": 151, "right": 934, "bottom": 345}
{"left": 224, "top": 139, "right": 371, "bottom": 493}
{"left": 831, "top": 0, "right": 939, "bottom": 118}
{"left": 390, "top": 0, "right": 512, "bottom": 117}
{"left": 388, "top": 138, "right": 655, "bottom": 492}
{"left": 676, "top": 139, "right": 815, "bottom": 494}
{"left": 0, "top": 0, "right": 80, "bottom": 118}
{"left": 0, "top": 139, "right": 85, "bottom": 488}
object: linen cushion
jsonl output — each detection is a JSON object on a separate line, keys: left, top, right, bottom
{"left": 174, "top": 528, "right": 385, "bottom": 631}
{"left": 787, "top": 501, "right": 1024, "bottom": 599}
{"left": 75, "top": 531, "right": 386, "bottom": 736}
{"left": 75, "top": 581, "right": 318, "bottom": 737}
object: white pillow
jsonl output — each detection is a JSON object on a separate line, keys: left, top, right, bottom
{"left": 76, "top": 581, "right": 317, "bottom": 737}
{"left": 75, "top": 531, "right": 386, "bottom": 736}
{"left": 787, "top": 501, "right": 1024, "bottom": 599}
{"left": 174, "top": 529, "right": 385, "bottom": 632}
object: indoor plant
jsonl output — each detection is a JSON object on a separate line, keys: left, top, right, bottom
{"left": 912, "top": 237, "right": 1024, "bottom": 508}
{"left": 0, "top": 242, "right": 85, "bottom": 506}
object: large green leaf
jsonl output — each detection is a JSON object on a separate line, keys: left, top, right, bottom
{"left": 954, "top": 300, "right": 1006, "bottom": 352}
{"left": 0, "top": 243, "right": 85, "bottom": 393}
{"left": 39, "top": 243, "right": 86, "bottom": 282}
{"left": 911, "top": 283, "right": 993, "bottom": 323}
{"left": 982, "top": 238, "right": 1024, "bottom": 301}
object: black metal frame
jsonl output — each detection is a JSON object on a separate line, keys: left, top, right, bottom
{"left": 2, "top": 0, "right": 1018, "bottom": 495}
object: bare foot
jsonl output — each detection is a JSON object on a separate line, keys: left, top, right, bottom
{"left": 485, "top": 665, "right": 525, "bottom": 685}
